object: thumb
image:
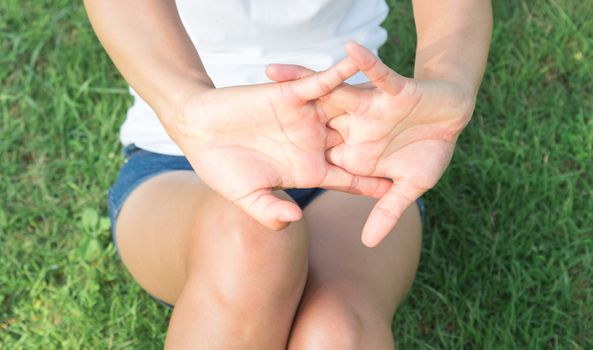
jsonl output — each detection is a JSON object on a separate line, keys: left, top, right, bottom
{"left": 233, "top": 188, "right": 303, "bottom": 230}
{"left": 345, "top": 41, "right": 408, "bottom": 96}
{"left": 266, "top": 64, "right": 315, "bottom": 82}
{"left": 361, "top": 182, "right": 423, "bottom": 247}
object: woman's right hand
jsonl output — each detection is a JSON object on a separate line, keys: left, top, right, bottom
{"left": 167, "top": 59, "right": 392, "bottom": 230}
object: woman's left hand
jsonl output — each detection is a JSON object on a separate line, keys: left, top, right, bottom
{"left": 267, "top": 42, "right": 476, "bottom": 247}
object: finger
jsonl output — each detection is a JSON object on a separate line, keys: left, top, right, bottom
{"left": 265, "top": 64, "right": 375, "bottom": 92}
{"left": 319, "top": 80, "right": 376, "bottom": 113}
{"left": 320, "top": 83, "right": 366, "bottom": 112}
{"left": 286, "top": 58, "right": 359, "bottom": 101}
{"left": 360, "top": 182, "right": 424, "bottom": 247}
{"left": 317, "top": 102, "right": 347, "bottom": 123}
{"left": 320, "top": 165, "right": 392, "bottom": 199}
{"left": 267, "top": 63, "right": 366, "bottom": 113}
{"left": 266, "top": 64, "right": 314, "bottom": 82}
{"left": 326, "top": 115, "right": 350, "bottom": 139}
{"left": 234, "top": 188, "right": 303, "bottom": 230}
{"left": 325, "top": 143, "right": 346, "bottom": 169}
{"left": 325, "top": 128, "right": 344, "bottom": 149}
{"left": 326, "top": 143, "right": 380, "bottom": 177}
{"left": 345, "top": 41, "right": 408, "bottom": 95}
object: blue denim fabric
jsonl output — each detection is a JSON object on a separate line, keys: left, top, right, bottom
{"left": 107, "top": 143, "right": 426, "bottom": 308}
{"left": 107, "top": 144, "right": 327, "bottom": 246}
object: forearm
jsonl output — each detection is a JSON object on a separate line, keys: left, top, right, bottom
{"left": 83, "top": 0, "right": 213, "bottom": 129}
{"left": 412, "top": 0, "right": 492, "bottom": 99}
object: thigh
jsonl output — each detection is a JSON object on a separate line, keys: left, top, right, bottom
{"left": 114, "top": 170, "right": 210, "bottom": 304}
{"left": 304, "top": 190, "right": 421, "bottom": 314}
{"left": 115, "top": 170, "right": 311, "bottom": 305}
{"left": 288, "top": 190, "right": 422, "bottom": 346}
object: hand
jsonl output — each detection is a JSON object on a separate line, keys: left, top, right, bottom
{"left": 169, "top": 58, "right": 392, "bottom": 230}
{"left": 267, "top": 42, "right": 475, "bottom": 246}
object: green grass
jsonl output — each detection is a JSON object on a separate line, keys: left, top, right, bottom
{"left": 1, "top": 0, "right": 592, "bottom": 348}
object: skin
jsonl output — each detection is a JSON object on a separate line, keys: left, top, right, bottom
{"left": 267, "top": 43, "right": 474, "bottom": 247}
{"left": 84, "top": 0, "right": 391, "bottom": 230}
{"left": 83, "top": 0, "right": 492, "bottom": 348}
{"left": 267, "top": 0, "right": 493, "bottom": 247}
{"left": 116, "top": 171, "right": 422, "bottom": 349}
{"left": 173, "top": 67, "right": 393, "bottom": 229}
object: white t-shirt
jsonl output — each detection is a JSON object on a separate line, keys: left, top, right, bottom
{"left": 120, "top": 0, "right": 389, "bottom": 155}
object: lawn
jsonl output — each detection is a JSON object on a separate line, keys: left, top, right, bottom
{"left": 1, "top": 0, "right": 592, "bottom": 349}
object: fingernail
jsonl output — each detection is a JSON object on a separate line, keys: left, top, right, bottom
{"left": 278, "top": 215, "right": 294, "bottom": 222}
{"left": 278, "top": 212, "right": 300, "bottom": 222}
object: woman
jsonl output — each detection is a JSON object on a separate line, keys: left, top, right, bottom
{"left": 84, "top": 0, "right": 491, "bottom": 348}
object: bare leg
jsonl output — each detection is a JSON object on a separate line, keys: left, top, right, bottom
{"left": 287, "top": 190, "right": 422, "bottom": 349}
{"left": 114, "top": 171, "right": 309, "bottom": 349}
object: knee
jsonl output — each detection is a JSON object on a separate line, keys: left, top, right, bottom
{"left": 194, "top": 191, "right": 309, "bottom": 311}
{"left": 289, "top": 301, "right": 366, "bottom": 350}
{"left": 288, "top": 284, "right": 394, "bottom": 350}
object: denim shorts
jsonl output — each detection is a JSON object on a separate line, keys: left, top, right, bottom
{"left": 108, "top": 144, "right": 426, "bottom": 237}
{"left": 108, "top": 144, "right": 330, "bottom": 243}
{"left": 107, "top": 144, "right": 426, "bottom": 306}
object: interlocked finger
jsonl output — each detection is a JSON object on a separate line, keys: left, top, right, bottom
{"left": 284, "top": 58, "right": 359, "bottom": 102}
{"left": 267, "top": 63, "right": 367, "bottom": 112}
{"left": 319, "top": 165, "right": 391, "bottom": 199}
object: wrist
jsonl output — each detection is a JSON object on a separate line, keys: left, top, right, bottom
{"left": 413, "top": 68, "right": 478, "bottom": 122}
{"left": 414, "top": 62, "right": 478, "bottom": 101}
{"left": 157, "top": 78, "right": 215, "bottom": 141}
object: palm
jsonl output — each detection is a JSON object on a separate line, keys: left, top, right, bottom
{"left": 329, "top": 78, "right": 468, "bottom": 173}
{"left": 267, "top": 42, "right": 474, "bottom": 246}
{"left": 174, "top": 60, "right": 391, "bottom": 230}
{"left": 326, "top": 78, "right": 471, "bottom": 246}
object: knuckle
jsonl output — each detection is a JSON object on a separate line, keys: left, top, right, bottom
{"left": 315, "top": 73, "right": 332, "bottom": 94}
{"left": 333, "top": 63, "right": 349, "bottom": 81}
{"left": 375, "top": 204, "right": 400, "bottom": 221}
{"left": 361, "top": 54, "right": 380, "bottom": 71}
{"left": 374, "top": 69, "right": 390, "bottom": 84}
{"left": 348, "top": 175, "right": 361, "bottom": 194}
